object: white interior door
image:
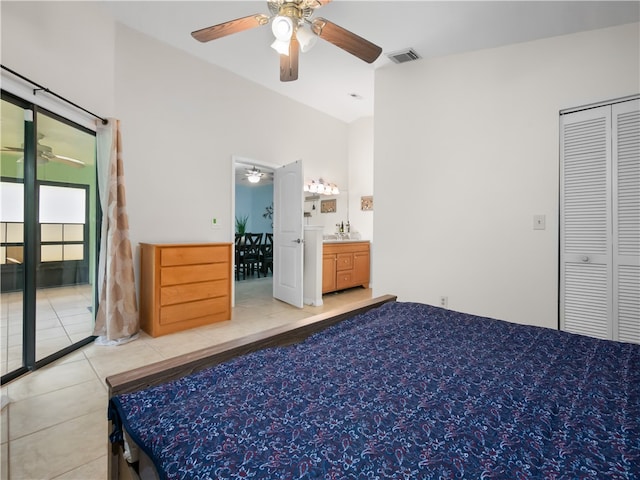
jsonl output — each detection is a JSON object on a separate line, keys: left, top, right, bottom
{"left": 560, "top": 97, "right": 640, "bottom": 344}
{"left": 273, "top": 160, "right": 304, "bottom": 307}
{"left": 560, "top": 105, "right": 612, "bottom": 339}
{"left": 612, "top": 99, "right": 640, "bottom": 343}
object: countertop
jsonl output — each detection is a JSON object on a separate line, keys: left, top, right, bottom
{"left": 322, "top": 239, "right": 369, "bottom": 244}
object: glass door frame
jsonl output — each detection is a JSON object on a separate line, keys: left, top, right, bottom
{"left": 1, "top": 91, "right": 99, "bottom": 385}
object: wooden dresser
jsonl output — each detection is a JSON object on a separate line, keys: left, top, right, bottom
{"left": 322, "top": 241, "right": 370, "bottom": 294}
{"left": 139, "top": 243, "right": 232, "bottom": 337}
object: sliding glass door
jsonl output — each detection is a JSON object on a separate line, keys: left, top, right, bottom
{"left": 0, "top": 98, "right": 26, "bottom": 377}
{"left": 1, "top": 93, "right": 98, "bottom": 383}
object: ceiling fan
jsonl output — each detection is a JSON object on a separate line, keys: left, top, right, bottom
{"left": 243, "top": 166, "right": 273, "bottom": 184}
{"left": 1, "top": 133, "right": 85, "bottom": 168}
{"left": 191, "top": 0, "right": 383, "bottom": 82}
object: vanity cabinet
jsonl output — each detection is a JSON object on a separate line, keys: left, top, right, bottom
{"left": 139, "top": 243, "right": 232, "bottom": 337}
{"left": 322, "top": 241, "right": 370, "bottom": 294}
{"left": 322, "top": 254, "right": 337, "bottom": 293}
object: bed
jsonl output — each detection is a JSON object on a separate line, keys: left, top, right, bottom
{"left": 107, "top": 295, "right": 640, "bottom": 479}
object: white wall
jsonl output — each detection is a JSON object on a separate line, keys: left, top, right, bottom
{"left": 374, "top": 23, "right": 640, "bottom": 328}
{"left": 304, "top": 117, "right": 374, "bottom": 240}
{"left": 303, "top": 192, "right": 349, "bottom": 234}
{"left": 1, "top": 2, "right": 116, "bottom": 119}
{"left": 348, "top": 117, "right": 374, "bottom": 242}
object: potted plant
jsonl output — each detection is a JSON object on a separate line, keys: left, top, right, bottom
{"left": 235, "top": 215, "right": 249, "bottom": 235}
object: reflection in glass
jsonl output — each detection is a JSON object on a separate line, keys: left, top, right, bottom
{"left": 0, "top": 98, "right": 25, "bottom": 376}
{"left": 64, "top": 224, "right": 84, "bottom": 242}
{"left": 5, "top": 246, "right": 23, "bottom": 263}
{"left": 6, "top": 222, "right": 24, "bottom": 243}
{"left": 41, "top": 223, "right": 63, "bottom": 242}
{"left": 63, "top": 244, "right": 84, "bottom": 260}
{"left": 35, "top": 111, "right": 96, "bottom": 362}
{"left": 41, "top": 244, "right": 63, "bottom": 262}
{"left": 39, "top": 185, "right": 85, "bottom": 223}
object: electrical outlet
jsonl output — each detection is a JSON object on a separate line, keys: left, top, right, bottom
{"left": 439, "top": 296, "right": 448, "bottom": 308}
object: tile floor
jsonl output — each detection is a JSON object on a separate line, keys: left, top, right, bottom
{"left": 1, "top": 285, "right": 96, "bottom": 377}
{"left": 1, "top": 277, "right": 372, "bottom": 479}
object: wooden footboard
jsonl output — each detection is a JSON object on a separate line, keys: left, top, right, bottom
{"left": 106, "top": 294, "right": 397, "bottom": 480}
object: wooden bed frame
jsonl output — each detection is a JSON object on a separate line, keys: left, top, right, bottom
{"left": 106, "top": 294, "right": 397, "bottom": 480}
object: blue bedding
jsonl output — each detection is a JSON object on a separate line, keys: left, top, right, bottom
{"left": 109, "top": 302, "right": 640, "bottom": 479}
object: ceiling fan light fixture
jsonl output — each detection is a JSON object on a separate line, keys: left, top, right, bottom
{"left": 271, "top": 38, "right": 291, "bottom": 56}
{"left": 247, "top": 173, "right": 261, "bottom": 183}
{"left": 296, "top": 23, "right": 318, "bottom": 53}
{"left": 245, "top": 166, "right": 264, "bottom": 183}
{"left": 272, "top": 15, "right": 293, "bottom": 41}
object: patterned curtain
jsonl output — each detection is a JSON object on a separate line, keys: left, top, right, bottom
{"left": 93, "top": 119, "right": 139, "bottom": 344}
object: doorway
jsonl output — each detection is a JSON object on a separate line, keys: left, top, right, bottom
{"left": 232, "top": 156, "right": 277, "bottom": 306}
{"left": 1, "top": 92, "right": 98, "bottom": 383}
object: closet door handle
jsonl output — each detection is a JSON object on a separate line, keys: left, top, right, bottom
{"left": 581, "top": 256, "right": 590, "bottom": 263}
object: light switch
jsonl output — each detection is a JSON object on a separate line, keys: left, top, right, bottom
{"left": 533, "top": 214, "right": 546, "bottom": 230}
{"left": 210, "top": 217, "right": 221, "bottom": 230}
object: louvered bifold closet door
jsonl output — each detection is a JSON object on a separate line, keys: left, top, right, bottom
{"left": 613, "top": 99, "right": 640, "bottom": 344}
{"left": 560, "top": 105, "right": 612, "bottom": 339}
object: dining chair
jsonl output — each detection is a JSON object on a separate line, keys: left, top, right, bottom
{"left": 260, "top": 233, "right": 273, "bottom": 276}
{"left": 234, "top": 233, "right": 246, "bottom": 280}
{"left": 243, "top": 233, "right": 263, "bottom": 278}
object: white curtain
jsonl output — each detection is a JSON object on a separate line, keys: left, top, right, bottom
{"left": 93, "top": 119, "right": 139, "bottom": 344}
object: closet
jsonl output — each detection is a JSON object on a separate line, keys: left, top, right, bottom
{"left": 560, "top": 96, "right": 639, "bottom": 344}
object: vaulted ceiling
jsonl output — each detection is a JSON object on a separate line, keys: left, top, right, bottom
{"left": 105, "top": 1, "right": 640, "bottom": 123}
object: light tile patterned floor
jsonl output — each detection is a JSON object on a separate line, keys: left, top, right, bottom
{"left": 1, "top": 285, "right": 95, "bottom": 377}
{"left": 0, "top": 277, "right": 371, "bottom": 479}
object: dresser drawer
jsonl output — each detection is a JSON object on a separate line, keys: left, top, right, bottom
{"left": 161, "top": 245, "right": 228, "bottom": 267}
{"left": 161, "top": 262, "right": 228, "bottom": 286}
{"left": 159, "top": 296, "right": 229, "bottom": 326}
{"left": 160, "top": 279, "right": 229, "bottom": 307}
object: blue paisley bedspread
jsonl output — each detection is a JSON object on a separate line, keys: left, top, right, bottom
{"left": 109, "top": 302, "right": 640, "bottom": 479}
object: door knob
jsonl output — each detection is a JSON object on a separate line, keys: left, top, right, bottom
{"left": 581, "top": 256, "right": 589, "bottom": 262}
{"left": 292, "top": 238, "right": 303, "bottom": 244}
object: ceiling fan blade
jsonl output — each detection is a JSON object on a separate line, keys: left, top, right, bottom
{"left": 308, "top": 0, "right": 332, "bottom": 8}
{"left": 3, "top": 145, "right": 84, "bottom": 167}
{"left": 312, "top": 17, "right": 382, "bottom": 64}
{"left": 191, "top": 14, "right": 269, "bottom": 42}
{"left": 280, "top": 36, "right": 299, "bottom": 82}
{"left": 52, "top": 154, "right": 86, "bottom": 168}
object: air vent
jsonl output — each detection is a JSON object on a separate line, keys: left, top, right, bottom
{"left": 387, "top": 48, "right": 421, "bottom": 64}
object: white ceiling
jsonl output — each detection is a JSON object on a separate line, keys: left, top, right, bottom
{"left": 103, "top": 1, "right": 639, "bottom": 124}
